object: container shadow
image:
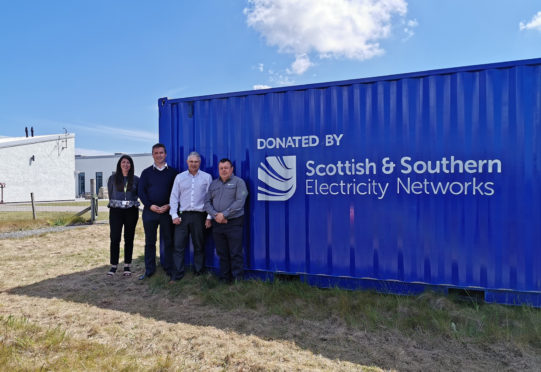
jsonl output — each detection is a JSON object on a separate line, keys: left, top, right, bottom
{"left": 5, "top": 260, "right": 385, "bottom": 369}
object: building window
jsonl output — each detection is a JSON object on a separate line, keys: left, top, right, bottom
{"left": 96, "top": 172, "right": 103, "bottom": 194}
{"left": 78, "top": 173, "right": 85, "bottom": 197}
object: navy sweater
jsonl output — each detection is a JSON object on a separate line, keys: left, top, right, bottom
{"left": 138, "top": 165, "right": 178, "bottom": 208}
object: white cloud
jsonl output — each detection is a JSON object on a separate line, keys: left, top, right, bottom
{"left": 269, "top": 71, "right": 295, "bottom": 86}
{"left": 287, "top": 54, "right": 313, "bottom": 75}
{"left": 16, "top": 118, "right": 157, "bottom": 143}
{"left": 258, "top": 63, "right": 265, "bottom": 72}
{"left": 69, "top": 123, "right": 157, "bottom": 142}
{"left": 253, "top": 84, "right": 272, "bottom": 90}
{"left": 520, "top": 11, "right": 541, "bottom": 31}
{"left": 98, "top": 126, "right": 157, "bottom": 142}
{"left": 244, "top": 0, "right": 408, "bottom": 74}
{"left": 403, "top": 18, "right": 418, "bottom": 39}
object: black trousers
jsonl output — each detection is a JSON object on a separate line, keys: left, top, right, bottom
{"left": 171, "top": 211, "right": 207, "bottom": 280}
{"left": 109, "top": 207, "right": 139, "bottom": 265}
{"left": 211, "top": 216, "right": 244, "bottom": 281}
{"left": 142, "top": 209, "right": 174, "bottom": 276}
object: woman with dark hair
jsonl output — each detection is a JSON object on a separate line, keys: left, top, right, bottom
{"left": 107, "top": 154, "right": 140, "bottom": 276}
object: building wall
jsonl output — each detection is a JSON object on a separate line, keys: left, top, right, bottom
{"left": 75, "top": 153, "right": 153, "bottom": 197}
{"left": 0, "top": 134, "right": 75, "bottom": 202}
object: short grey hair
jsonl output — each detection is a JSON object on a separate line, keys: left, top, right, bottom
{"left": 187, "top": 151, "right": 201, "bottom": 161}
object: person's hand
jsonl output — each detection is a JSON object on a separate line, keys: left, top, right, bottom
{"left": 152, "top": 205, "right": 170, "bottom": 214}
{"left": 173, "top": 217, "right": 181, "bottom": 225}
{"left": 205, "top": 219, "right": 212, "bottom": 229}
{"left": 215, "top": 213, "right": 226, "bottom": 223}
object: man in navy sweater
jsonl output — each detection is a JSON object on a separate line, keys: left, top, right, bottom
{"left": 137, "top": 143, "right": 178, "bottom": 280}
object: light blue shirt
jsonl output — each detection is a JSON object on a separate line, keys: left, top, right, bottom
{"left": 169, "top": 169, "right": 212, "bottom": 218}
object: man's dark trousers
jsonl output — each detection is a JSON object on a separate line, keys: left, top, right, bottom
{"left": 171, "top": 211, "right": 207, "bottom": 280}
{"left": 142, "top": 208, "right": 174, "bottom": 276}
{"left": 211, "top": 216, "right": 244, "bottom": 281}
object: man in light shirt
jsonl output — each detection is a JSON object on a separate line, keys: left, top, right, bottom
{"left": 168, "top": 151, "right": 212, "bottom": 282}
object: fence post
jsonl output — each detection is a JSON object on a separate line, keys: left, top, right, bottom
{"left": 30, "top": 192, "right": 36, "bottom": 220}
{"left": 0, "top": 182, "right": 5, "bottom": 204}
{"left": 90, "top": 179, "right": 96, "bottom": 224}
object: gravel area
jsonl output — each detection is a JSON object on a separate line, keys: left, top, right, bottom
{"left": 0, "top": 223, "right": 101, "bottom": 239}
{"left": 0, "top": 205, "right": 109, "bottom": 213}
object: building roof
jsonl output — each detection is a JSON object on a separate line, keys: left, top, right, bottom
{"left": 0, "top": 134, "right": 75, "bottom": 149}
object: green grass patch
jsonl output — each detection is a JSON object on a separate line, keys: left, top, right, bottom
{"left": 0, "top": 212, "right": 95, "bottom": 232}
{"left": 49, "top": 215, "right": 89, "bottom": 226}
{"left": 146, "top": 271, "right": 541, "bottom": 348}
{"left": 0, "top": 315, "right": 136, "bottom": 371}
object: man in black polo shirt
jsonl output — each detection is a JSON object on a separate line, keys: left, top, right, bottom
{"left": 137, "top": 143, "right": 178, "bottom": 279}
{"left": 204, "top": 158, "right": 248, "bottom": 283}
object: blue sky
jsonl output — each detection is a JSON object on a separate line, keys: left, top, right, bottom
{"left": 0, "top": 0, "right": 540, "bottom": 155}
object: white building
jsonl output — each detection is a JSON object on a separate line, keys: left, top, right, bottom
{"left": 75, "top": 153, "right": 153, "bottom": 197}
{"left": 0, "top": 134, "right": 76, "bottom": 203}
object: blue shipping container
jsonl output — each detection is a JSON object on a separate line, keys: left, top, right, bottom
{"left": 158, "top": 58, "right": 541, "bottom": 306}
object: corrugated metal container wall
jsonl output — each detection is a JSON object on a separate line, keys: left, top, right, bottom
{"left": 159, "top": 58, "right": 541, "bottom": 306}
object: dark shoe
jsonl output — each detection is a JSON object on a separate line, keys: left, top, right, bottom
{"left": 232, "top": 276, "right": 243, "bottom": 283}
{"left": 123, "top": 265, "right": 132, "bottom": 277}
{"left": 219, "top": 277, "right": 232, "bottom": 285}
{"left": 138, "top": 273, "right": 153, "bottom": 280}
{"left": 107, "top": 266, "right": 117, "bottom": 276}
{"left": 194, "top": 271, "right": 203, "bottom": 277}
{"left": 169, "top": 273, "right": 183, "bottom": 283}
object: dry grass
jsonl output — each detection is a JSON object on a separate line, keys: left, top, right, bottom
{"left": 0, "top": 315, "right": 138, "bottom": 371}
{"left": 0, "top": 223, "right": 539, "bottom": 371}
{"left": 0, "top": 209, "right": 108, "bottom": 233}
{"left": 0, "top": 223, "right": 375, "bottom": 371}
{"left": 0, "top": 200, "right": 110, "bottom": 230}
{"left": 0, "top": 212, "right": 90, "bottom": 232}
{"left": 33, "top": 200, "right": 110, "bottom": 207}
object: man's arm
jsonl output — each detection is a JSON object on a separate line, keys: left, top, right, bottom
{"left": 158, "top": 167, "right": 177, "bottom": 214}
{"left": 169, "top": 174, "right": 181, "bottom": 222}
{"left": 137, "top": 170, "right": 151, "bottom": 207}
{"left": 204, "top": 174, "right": 213, "bottom": 228}
{"left": 222, "top": 178, "right": 248, "bottom": 218}
{"left": 138, "top": 169, "right": 166, "bottom": 213}
{"left": 204, "top": 173, "right": 212, "bottom": 193}
{"left": 204, "top": 182, "right": 218, "bottom": 218}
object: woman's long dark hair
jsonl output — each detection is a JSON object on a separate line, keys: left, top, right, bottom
{"left": 115, "top": 155, "right": 135, "bottom": 191}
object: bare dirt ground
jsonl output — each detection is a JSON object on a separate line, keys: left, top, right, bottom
{"left": 0, "top": 224, "right": 539, "bottom": 371}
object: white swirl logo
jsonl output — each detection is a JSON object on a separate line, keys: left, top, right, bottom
{"left": 257, "top": 156, "right": 297, "bottom": 201}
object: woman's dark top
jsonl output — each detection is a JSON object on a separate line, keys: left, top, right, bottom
{"left": 107, "top": 174, "right": 140, "bottom": 209}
